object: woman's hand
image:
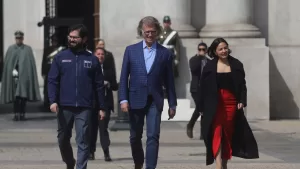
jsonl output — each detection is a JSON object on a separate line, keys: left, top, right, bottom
{"left": 237, "top": 103, "right": 244, "bottom": 110}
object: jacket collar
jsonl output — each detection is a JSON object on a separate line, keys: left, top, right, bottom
{"left": 204, "top": 55, "right": 243, "bottom": 73}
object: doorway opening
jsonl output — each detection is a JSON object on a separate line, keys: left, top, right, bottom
{"left": 49, "top": 0, "right": 95, "bottom": 50}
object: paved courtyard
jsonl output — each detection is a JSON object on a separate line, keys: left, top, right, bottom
{"left": 0, "top": 111, "right": 300, "bottom": 168}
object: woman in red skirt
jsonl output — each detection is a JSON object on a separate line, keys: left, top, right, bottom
{"left": 198, "top": 38, "right": 259, "bottom": 169}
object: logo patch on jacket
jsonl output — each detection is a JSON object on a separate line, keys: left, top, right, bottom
{"left": 62, "top": 59, "right": 72, "bottom": 63}
{"left": 84, "top": 60, "right": 92, "bottom": 68}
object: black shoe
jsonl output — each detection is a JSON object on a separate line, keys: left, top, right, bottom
{"left": 134, "top": 164, "right": 143, "bottom": 169}
{"left": 89, "top": 153, "right": 95, "bottom": 160}
{"left": 104, "top": 149, "right": 112, "bottom": 162}
{"left": 13, "top": 114, "right": 19, "bottom": 121}
{"left": 20, "top": 113, "right": 26, "bottom": 121}
{"left": 104, "top": 153, "right": 112, "bottom": 162}
{"left": 66, "top": 159, "right": 76, "bottom": 169}
{"left": 186, "top": 124, "right": 193, "bottom": 138}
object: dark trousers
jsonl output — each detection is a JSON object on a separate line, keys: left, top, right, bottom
{"left": 13, "top": 96, "right": 27, "bottom": 114}
{"left": 89, "top": 109, "right": 111, "bottom": 154}
{"left": 188, "top": 92, "right": 201, "bottom": 128}
{"left": 129, "top": 96, "right": 161, "bottom": 169}
{"left": 43, "top": 75, "right": 49, "bottom": 108}
{"left": 57, "top": 106, "right": 91, "bottom": 169}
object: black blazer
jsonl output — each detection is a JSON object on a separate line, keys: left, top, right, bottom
{"left": 103, "top": 50, "right": 118, "bottom": 112}
{"left": 189, "top": 55, "right": 207, "bottom": 93}
{"left": 198, "top": 56, "right": 258, "bottom": 165}
{"left": 94, "top": 50, "right": 118, "bottom": 112}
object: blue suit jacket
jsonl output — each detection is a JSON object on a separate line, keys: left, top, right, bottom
{"left": 119, "top": 41, "right": 177, "bottom": 112}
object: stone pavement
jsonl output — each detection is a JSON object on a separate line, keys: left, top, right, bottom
{"left": 0, "top": 113, "right": 300, "bottom": 168}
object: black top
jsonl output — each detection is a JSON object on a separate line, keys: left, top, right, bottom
{"left": 217, "top": 72, "right": 235, "bottom": 92}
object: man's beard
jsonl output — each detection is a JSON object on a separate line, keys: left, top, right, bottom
{"left": 68, "top": 41, "right": 84, "bottom": 51}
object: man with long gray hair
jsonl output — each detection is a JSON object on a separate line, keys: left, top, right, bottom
{"left": 119, "top": 16, "right": 177, "bottom": 169}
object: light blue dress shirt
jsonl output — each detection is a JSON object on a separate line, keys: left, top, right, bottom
{"left": 120, "top": 41, "right": 176, "bottom": 111}
{"left": 143, "top": 40, "right": 157, "bottom": 73}
{"left": 120, "top": 40, "right": 156, "bottom": 105}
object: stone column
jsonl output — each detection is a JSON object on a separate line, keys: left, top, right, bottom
{"left": 199, "top": 0, "right": 261, "bottom": 38}
{"left": 143, "top": 0, "right": 198, "bottom": 38}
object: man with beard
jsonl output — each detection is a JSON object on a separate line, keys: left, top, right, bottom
{"left": 0, "top": 31, "right": 41, "bottom": 121}
{"left": 41, "top": 33, "right": 65, "bottom": 110}
{"left": 48, "top": 24, "right": 106, "bottom": 169}
{"left": 186, "top": 42, "right": 211, "bottom": 139}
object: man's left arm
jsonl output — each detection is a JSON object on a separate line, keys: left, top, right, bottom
{"left": 94, "top": 58, "right": 106, "bottom": 111}
{"left": 164, "top": 51, "right": 177, "bottom": 110}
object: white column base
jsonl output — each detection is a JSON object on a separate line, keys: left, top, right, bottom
{"left": 173, "top": 24, "right": 198, "bottom": 38}
{"left": 199, "top": 24, "right": 261, "bottom": 38}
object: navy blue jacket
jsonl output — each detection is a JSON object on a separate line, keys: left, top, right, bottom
{"left": 47, "top": 49, "right": 105, "bottom": 110}
{"left": 119, "top": 41, "right": 177, "bottom": 112}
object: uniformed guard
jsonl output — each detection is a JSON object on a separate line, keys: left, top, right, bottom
{"left": 0, "top": 31, "right": 41, "bottom": 121}
{"left": 158, "top": 16, "right": 181, "bottom": 78}
{"left": 41, "top": 34, "right": 65, "bottom": 110}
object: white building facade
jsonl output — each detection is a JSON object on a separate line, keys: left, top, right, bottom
{"left": 2, "top": 0, "right": 300, "bottom": 121}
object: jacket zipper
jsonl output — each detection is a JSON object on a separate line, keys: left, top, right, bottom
{"left": 76, "top": 55, "right": 78, "bottom": 107}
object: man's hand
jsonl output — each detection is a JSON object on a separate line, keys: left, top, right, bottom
{"left": 104, "top": 81, "right": 110, "bottom": 88}
{"left": 99, "top": 110, "right": 105, "bottom": 120}
{"left": 50, "top": 103, "right": 59, "bottom": 113}
{"left": 121, "top": 102, "right": 129, "bottom": 113}
{"left": 174, "top": 60, "right": 179, "bottom": 66}
{"left": 237, "top": 103, "right": 244, "bottom": 110}
{"left": 168, "top": 108, "right": 176, "bottom": 120}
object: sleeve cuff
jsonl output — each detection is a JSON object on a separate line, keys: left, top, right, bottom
{"left": 120, "top": 100, "right": 128, "bottom": 104}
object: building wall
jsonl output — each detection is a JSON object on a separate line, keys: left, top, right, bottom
{"left": 267, "top": 0, "right": 300, "bottom": 119}
{"left": 254, "top": 0, "right": 300, "bottom": 119}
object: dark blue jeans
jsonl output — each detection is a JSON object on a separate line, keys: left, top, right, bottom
{"left": 129, "top": 96, "right": 161, "bottom": 169}
{"left": 57, "top": 106, "right": 91, "bottom": 169}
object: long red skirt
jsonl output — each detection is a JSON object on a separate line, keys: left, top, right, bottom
{"left": 212, "top": 89, "right": 237, "bottom": 160}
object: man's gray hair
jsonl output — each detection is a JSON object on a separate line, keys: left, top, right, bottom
{"left": 137, "top": 16, "right": 162, "bottom": 37}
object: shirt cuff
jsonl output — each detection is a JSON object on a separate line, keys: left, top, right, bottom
{"left": 120, "top": 100, "right": 128, "bottom": 104}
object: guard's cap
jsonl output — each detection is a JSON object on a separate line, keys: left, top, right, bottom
{"left": 163, "top": 16, "right": 171, "bottom": 23}
{"left": 14, "top": 31, "right": 24, "bottom": 38}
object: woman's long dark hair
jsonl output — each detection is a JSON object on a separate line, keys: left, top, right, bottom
{"left": 207, "top": 37, "right": 231, "bottom": 58}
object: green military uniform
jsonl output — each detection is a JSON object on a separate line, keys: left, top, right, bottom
{"left": 1, "top": 31, "right": 41, "bottom": 121}
{"left": 158, "top": 16, "right": 181, "bottom": 78}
